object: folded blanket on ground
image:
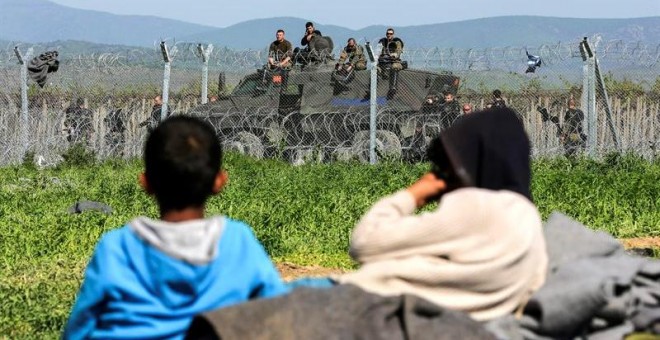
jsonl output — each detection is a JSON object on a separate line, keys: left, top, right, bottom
{"left": 186, "top": 284, "right": 495, "bottom": 340}
{"left": 486, "top": 212, "right": 660, "bottom": 340}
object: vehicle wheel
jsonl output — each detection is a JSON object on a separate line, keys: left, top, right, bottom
{"left": 226, "top": 131, "right": 264, "bottom": 159}
{"left": 351, "top": 130, "right": 402, "bottom": 163}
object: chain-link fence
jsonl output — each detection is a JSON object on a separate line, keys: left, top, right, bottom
{"left": 0, "top": 36, "right": 658, "bottom": 166}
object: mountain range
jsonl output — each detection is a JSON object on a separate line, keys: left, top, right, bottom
{"left": 1, "top": 0, "right": 659, "bottom": 50}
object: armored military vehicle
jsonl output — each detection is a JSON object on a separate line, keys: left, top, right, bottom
{"left": 188, "top": 60, "right": 460, "bottom": 163}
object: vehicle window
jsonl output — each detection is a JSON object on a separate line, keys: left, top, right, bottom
{"left": 232, "top": 77, "right": 261, "bottom": 95}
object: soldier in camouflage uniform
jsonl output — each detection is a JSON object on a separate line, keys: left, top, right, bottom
{"left": 64, "top": 98, "right": 93, "bottom": 145}
{"left": 562, "top": 98, "right": 586, "bottom": 156}
{"left": 333, "top": 38, "right": 367, "bottom": 87}
{"left": 336, "top": 38, "right": 367, "bottom": 72}
{"left": 378, "top": 28, "right": 404, "bottom": 71}
{"left": 378, "top": 28, "right": 405, "bottom": 98}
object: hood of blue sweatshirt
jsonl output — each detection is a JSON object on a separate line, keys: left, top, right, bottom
{"left": 130, "top": 216, "right": 224, "bottom": 265}
{"left": 127, "top": 216, "right": 227, "bottom": 309}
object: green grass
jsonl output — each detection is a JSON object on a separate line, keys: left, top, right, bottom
{"left": 1, "top": 153, "right": 658, "bottom": 338}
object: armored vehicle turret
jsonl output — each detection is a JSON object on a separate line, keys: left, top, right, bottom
{"left": 188, "top": 62, "right": 460, "bottom": 163}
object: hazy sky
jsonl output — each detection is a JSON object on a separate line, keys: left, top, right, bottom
{"left": 48, "top": 0, "right": 660, "bottom": 29}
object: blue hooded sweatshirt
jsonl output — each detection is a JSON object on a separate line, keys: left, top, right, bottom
{"left": 63, "top": 216, "right": 288, "bottom": 339}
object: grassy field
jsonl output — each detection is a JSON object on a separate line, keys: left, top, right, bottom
{"left": 1, "top": 153, "right": 659, "bottom": 338}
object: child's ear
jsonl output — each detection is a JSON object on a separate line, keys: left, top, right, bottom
{"left": 139, "top": 172, "right": 153, "bottom": 194}
{"left": 212, "top": 170, "right": 228, "bottom": 194}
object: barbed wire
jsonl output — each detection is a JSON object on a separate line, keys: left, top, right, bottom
{"left": 1, "top": 39, "right": 658, "bottom": 71}
{"left": 0, "top": 38, "right": 657, "bottom": 166}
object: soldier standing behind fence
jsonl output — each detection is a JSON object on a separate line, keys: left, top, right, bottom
{"left": 439, "top": 90, "right": 461, "bottom": 130}
{"left": 64, "top": 98, "right": 93, "bottom": 145}
{"left": 104, "top": 109, "right": 125, "bottom": 157}
{"left": 141, "top": 95, "right": 168, "bottom": 133}
{"left": 562, "top": 98, "right": 586, "bottom": 156}
{"left": 491, "top": 89, "right": 507, "bottom": 108}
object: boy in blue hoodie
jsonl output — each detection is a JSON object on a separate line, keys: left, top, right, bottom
{"left": 63, "top": 115, "right": 288, "bottom": 339}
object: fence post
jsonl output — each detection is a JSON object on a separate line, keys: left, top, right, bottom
{"left": 14, "top": 46, "right": 33, "bottom": 159}
{"left": 595, "top": 59, "right": 621, "bottom": 152}
{"left": 197, "top": 44, "right": 213, "bottom": 104}
{"left": 160, "top": 41, "right": 171, "bottom": 120}
{"left": 580, "top": 38, "right": 597, "bottom": 156}
{"left": 366, "top": 42, "right": 378, "bottom": 164}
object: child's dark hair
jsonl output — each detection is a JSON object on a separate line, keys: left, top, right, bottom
{"left": 144, "top": 115, "right": 222, "bottom": 212}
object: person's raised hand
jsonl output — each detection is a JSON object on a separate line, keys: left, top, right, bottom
{"left": 406, "top": 173, "right": 447, "bottom": 208}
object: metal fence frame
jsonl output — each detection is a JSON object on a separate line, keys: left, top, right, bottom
{"left": 1, "top": 37, "right": 658, "bottom": 166}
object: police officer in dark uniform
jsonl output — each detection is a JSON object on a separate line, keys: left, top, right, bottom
{"left": 491, "top": 89, "right": 507, "bottom": 108}
{"left": 439, "top": 90, "right": 461, "bottom": 130}
{"left": 104, "top": 109, "right": 125, "bottom": 157}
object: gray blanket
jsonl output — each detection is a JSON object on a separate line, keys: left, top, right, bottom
{"left": 486, "top": 212, "right": 660, "bottom": 340}
{"left": 28, "top": 50, "right": 59, "bottom": 87}
{"left": 185, "top": 284, "right": 495, "bottom": 340}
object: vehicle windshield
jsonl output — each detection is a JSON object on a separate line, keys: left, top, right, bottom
{"left": 232, "top": 77, "right": 262, "bottom": 95}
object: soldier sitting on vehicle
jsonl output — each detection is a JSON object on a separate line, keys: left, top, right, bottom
{"left": 378, "top": 28, "right": 405, "bottom": 98}
{"left": 262, "top": 29, "right": 293, "bottom": 90}
{"left": 268, "top": 29, "right": 293, "bottom": 70}
{"left": 294, "top": 22, "right": 322, "bottom": 65}
{"left": 333, "top": 38, "right": 367, "bottom": 85}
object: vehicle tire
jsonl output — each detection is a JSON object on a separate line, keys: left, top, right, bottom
{"left": 226, "top": 131, "right": 264, "bottom": 159}
{"left": 351, "top": 130, "right": 402, "bottom": 162}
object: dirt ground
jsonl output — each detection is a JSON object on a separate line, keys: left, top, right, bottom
{"left": 275, "top": 262, "right": 346, "bottom": 282}
{"left": 276, "top": 237, "right": 660, "bottom": 280}
{"left": 620, "top": 237, "right": 660, "bottom": 250}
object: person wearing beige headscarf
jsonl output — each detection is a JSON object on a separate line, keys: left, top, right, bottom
{"left": 337, "top": 107, "right": 548, "bottom": 321}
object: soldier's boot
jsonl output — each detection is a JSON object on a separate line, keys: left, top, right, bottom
{"left": 387, "top": 69, "right": 399, "bottom": 99}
